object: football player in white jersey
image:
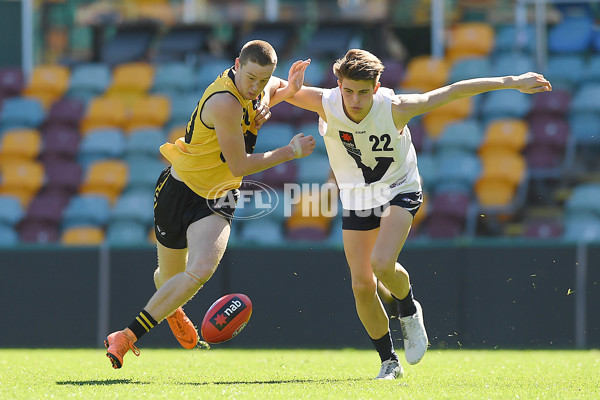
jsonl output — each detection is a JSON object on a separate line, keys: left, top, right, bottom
{"left": 270, "top": 49, "right": 551, "bottom": 379}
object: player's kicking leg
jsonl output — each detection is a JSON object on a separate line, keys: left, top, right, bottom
{"left": 156, "top": 243, "right": 198, "bottom": 349}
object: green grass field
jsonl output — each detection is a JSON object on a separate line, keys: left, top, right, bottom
{"left": 0, "top": 348, "right": 598, "bottom": 399}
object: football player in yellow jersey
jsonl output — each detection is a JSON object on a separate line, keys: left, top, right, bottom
{"left": 105, "top": 40, "right": 315, "bottom": 369}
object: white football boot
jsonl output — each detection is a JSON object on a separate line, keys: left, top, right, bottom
{"left": 400, "top": 300, "right": 428, "bottom": 365}
{"left": 375, "top": 359, "right": 403, "bottom": 380}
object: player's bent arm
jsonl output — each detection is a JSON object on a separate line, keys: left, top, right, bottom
{"left": 392, "top": 72, "right": 551, "bottom": 128}
{"left": 206, "top": 95, "right": 297, "bottom": 177}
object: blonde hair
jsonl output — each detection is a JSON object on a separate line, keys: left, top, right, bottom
{"left": 333, "top": 49, "right": 384, "bottom": 85}
{"left": 239, "top": 40, "right": 277, "bottom": 67}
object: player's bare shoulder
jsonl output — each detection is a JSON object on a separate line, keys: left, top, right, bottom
{"left": 390, "top": 93, "right": 418, "bottom": 130}
{"left": 202, "top": 92, "right": 243, "bottom": 127}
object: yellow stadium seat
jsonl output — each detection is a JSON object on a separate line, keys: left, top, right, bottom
{"left": 61, "top": 226, "right": 105, "bottom": 245}
{"left": 475, "top": 150, "right": 526, "bottom": 207}
{"left": 479, "top": 119, "right": 528, "bottom": 154}
{"left": 106, "top": 62, "right": 154, "bottom": 97}
{"left": 401, "top": 56, "right": 449, "bottom": 92}
{"left": 80, "top": 96, "right": 128, "bottom": 134}
{"left": 422, "top": 97, "right": 472, "bottom": 139}
{"left": 125, "top": 95, "right": 171, "bottom": 132}
{"left": 0, "top": 161, "right": 45, "bottom": 206}
{"left": 446, "top": 22, "right": 495, "bottom": 63}
{"left": 79, "top": 160, "right": 129, "bottom": 203}
{"left": 23, "top": 64, "right": 70, "bottom": 108}
{"left": 0, "top": 128, "right": 42, "bottom": 166}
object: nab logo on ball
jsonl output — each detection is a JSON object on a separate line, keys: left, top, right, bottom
{"left": 209, "top": 297, "right": 247, "bottom": 331}
{"left": 201, "top": 293, "right": 253, "bottom": 344}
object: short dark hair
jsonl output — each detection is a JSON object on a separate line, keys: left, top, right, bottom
{"left": 239, "top": 40, "right": 277, "bottom": 67}
{"left": 333, "top": 49, "right": 384, "bottom": 85}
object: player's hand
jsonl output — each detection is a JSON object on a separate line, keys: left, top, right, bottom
{"left": 289, "top": 133, "right": 316, "bottom": 159}
{"left": 287, "top": 59, "right": 311, "bottom": 94}
{"left": 254, "top": 103, "right": 271, "bottom": 129}
{"left": 513, "top": 72, "right": 552, "bottom": 94}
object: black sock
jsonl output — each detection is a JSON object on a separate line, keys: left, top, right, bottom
{"left": 127, "top": 309, "right": 158, "bottom": 340}
{"left": 393, "top": 286, "right": 417, "bottom": 318}
{"left": 370, "top": 331, "right": 398, "bottom": 363}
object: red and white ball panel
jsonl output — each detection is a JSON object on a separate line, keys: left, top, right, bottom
{"left": 200, "top": 293, "right": 252, "bottom": 344}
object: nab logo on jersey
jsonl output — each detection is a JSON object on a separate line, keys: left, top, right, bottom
{"left": 339, "top": 131, "right": 361, "bottom": 156}
{"left": 209, "top": 296, "right": 247, "bottom": 331}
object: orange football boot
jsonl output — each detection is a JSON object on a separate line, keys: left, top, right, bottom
{"left": 104, "top": 331, "right": 140, "bottom": 369}
{"left": 166, "top": 307, "right": 198, "bottom": 349}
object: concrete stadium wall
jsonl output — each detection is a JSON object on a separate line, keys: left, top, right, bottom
{"left": 0, "top": 242, "right": 598, "bottom": 349}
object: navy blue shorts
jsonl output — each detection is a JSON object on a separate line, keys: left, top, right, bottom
{"left": 341, "top": 191, "right": 423, "bottom": 231}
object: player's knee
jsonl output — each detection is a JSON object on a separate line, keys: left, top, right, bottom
{"left": 351, "top": 278, "right": 377, "bottom": 300}
{"left": 370, "top": 255, "right": 396, "bottom": 280}
{"left": 185, "top": 260, "right": 216, "bottom": 287}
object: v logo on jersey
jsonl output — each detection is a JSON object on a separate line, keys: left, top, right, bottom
{"left": 339, "top": 131, "right": 361, "bottom": 156}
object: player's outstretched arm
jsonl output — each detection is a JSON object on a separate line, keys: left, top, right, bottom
{"left": 392, "top": 72, "right": 551, "bottom": 128}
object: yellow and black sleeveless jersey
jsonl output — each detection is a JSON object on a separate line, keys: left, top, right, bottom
{"left": 160, "top": 68, "right": 262, "bottom": 199}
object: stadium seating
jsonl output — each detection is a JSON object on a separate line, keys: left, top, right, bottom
{"left": 79, "top": 160, "right": 129, "bottom": 203}
{"left": 79, "top": 96, "right": 128, "bottom": 133}
{"left": 491, "top": 53, "right": 534, "bottom": 77}
{"left": 41, "top": 124, "right": 80, "bottom": 161}
{"left": 548, "top": 16, "right": 594, "bottom": 54}
{"left": 126, "top": 157, "right": 166, "bottom": 191}
{"left": 45, "top": 98, "right": 85, "bottom": 129}
{"left": 152, "top": 63, "right": 196, "bottom": 96}
{"left": 296, "top": 152, "right": 332, "bottom": 184}
{"left": 125, "top": 95, "right": 171, "bottom": 132}
{"left": 236, "top": 23, "right": 296, "bottom": 59}
{"left": 494, "top": 24, "right": 536, "bottom": 54}
{"left": 0, "top": 224, "right": 19, "bottom": 246}
{"left": 68, "top": 63, "right": 112, "bottom": 105}
{"left": 125, "top": 128, "right": 165, "bottom": 158}
{"left": 422, "top": 97, "right": 472, "bottom": 139}
{"left": 106, "top": 220, "right": 149, "bottom": 245}
{"left": 584, "top": 54, "right": 600, "bottom": 83}
{"left": 151, "top": 24, "right": 212, "bottom": 63}
{"left": 22, "top": 64, "right": 70, "bottom": 108}
{"left": 446, "top": 22, "right": 495, "bottom": 63}
{"left": 545, "top": 55, "right": 585, "bottom": 91}
{"left": 44, "top": 158, "right": 83, "bottom": 195}
{"left": 448, "top": 57, "right": 492, "bottom": 83}
{"left": 78, "top": 128, "right": 126, "bottom": 167}
{"left": 528, "top": 89, "right": 571, "bottom": 117}
{"left": 480, "top": 91, "right": 531, "bottom": 122}
{"left": 110, "top": 190, "right": 154, "bottom": 226}
{"left": 0, "top": 97, "right": 45, "bottom": 133}
{"left": 0, "top": 161, "right": 45, "bottom": 206}
{"left": 61, "top": 226, "right": 105, "bottom": 245}
{"left": 479, "top": 119, "right": 528, "bottom": 154}
{"left": 101, "top": 22, "right": 160, "bottom": 66}
{"left": 62, "top": 195, "right": 111, "bottom": 228}
{"left": 0, "top": 128, "right": 42, "bottom": 166}
{"left": 475, "top": 149, "right": 527, "bottom": 209}
{"left": 254, "top": 122, "right": 295, "bottom": 153}
{"left": 0, "top": 67, "right": 25, "bottom": 98}
{"left": 105, "top": 62, "right": 155, "bottom": 99}
{"left": 402, "top": 56, "right": 449, "bottom": 92}
{"left": 0, "top": 195, "right": 24, "bottom": 227}
{"left": 435, "top": 119, "right": 483, "bottom": 155}
{"left": 435, "top": 150, "right": 481, "bottom": 194}
{"left": 18, "top": 219, "right": 60, "bottom": 243}
{"left": 238, "top": 218, "right": 284, "bottom": 244}
{"left": 525, "top": 115, "right": 569, "bottom": 174}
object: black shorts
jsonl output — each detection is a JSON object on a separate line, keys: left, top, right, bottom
{"left": 153, "top": 167, "right": 238, "bottom": 249}
{"left": 341, "top": 191, "right": 423, "bottom": 231}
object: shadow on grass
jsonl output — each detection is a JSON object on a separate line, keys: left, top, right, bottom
{"left": 56, "top": 378, "right": 370, "bottom": 386}
{"left": 186, "top": 378, "right": 369, "bottom": 386}
{"left": 56, "top": 379, "right": 149, "bottom": 386}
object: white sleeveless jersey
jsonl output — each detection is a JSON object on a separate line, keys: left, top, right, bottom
{"left": 318, "top": 87, "right": 421, "bottom": 210}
